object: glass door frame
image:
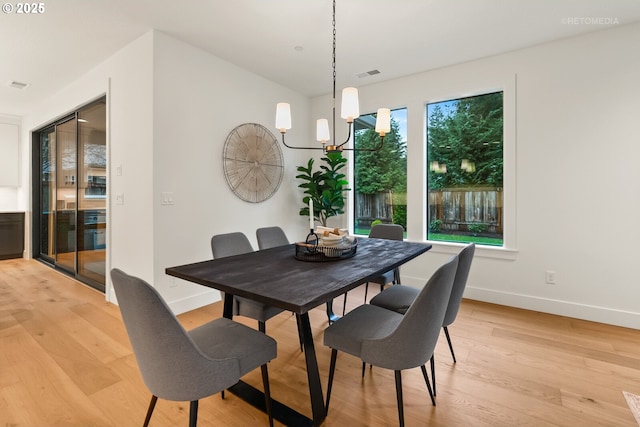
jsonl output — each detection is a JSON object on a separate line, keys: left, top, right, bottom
{"left": 32, "top": 97, "right": 107, "bottom": 292}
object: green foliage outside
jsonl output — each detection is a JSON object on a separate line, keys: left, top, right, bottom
{"left": 427, "top": 92, "right": 504, "bottom": 245}
{"left": 427, "top": 92, "right": 503, "bottom": 190}
{"left": 428, "top": 232, "right": 503, "bottom": 246}
{"left": 352, "top": 92, "right": 504, "bottom": 246}
{"left": 296, "top": 152, "right": 350, "bottom": 227}
{"left": 354, "top": 113, "right": 407, "bottom": 231}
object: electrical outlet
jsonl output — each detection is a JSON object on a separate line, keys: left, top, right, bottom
{"left": 161, "top": 192, "right": 175, "bottom": 205}
{"left": 545, "top": 270, "right": 556, "bottom": 284}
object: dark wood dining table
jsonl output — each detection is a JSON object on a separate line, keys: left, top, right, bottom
{"left": 166, "top": 237, "right": 431, "bottom": 426}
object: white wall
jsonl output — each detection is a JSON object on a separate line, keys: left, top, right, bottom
{"left": 0, "top": 115, "right": 22, "bottom": 213}
{"left": 20, "top": 30, "right": 313, "bottom": 312}
{"left": 22, "top": 32, "right": 156, "bottom": 295}
{"left": 311, "top": 22, "right": 640, "bottom": 328}
{"left": 151, "top": 31, "right": 312, "bottom": 312}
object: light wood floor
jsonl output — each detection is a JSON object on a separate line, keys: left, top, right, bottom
{"left": 1, "top": 258, "right": 639, "bottom": 426}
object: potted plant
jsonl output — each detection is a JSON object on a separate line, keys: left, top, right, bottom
{"left": 296, "top": 152, "right": 350, "bottom": 227}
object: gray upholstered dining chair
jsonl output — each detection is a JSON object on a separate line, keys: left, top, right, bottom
{"left": 256, "top": 226, "right": 289, "bottom": 250}
{"left": 255, "top": 226, "right": 305, "bottom": 351}
{"left": 342, "top": 223, "right": 404, "bottom": 315}
{"left": 110, "top": 268, "right": 276, "bottom": 427}
{"left": 365, "top": 223, "right": 404, "bottom": 300}
{"left": 211, "top": 232, "right": 285, "bottom": 333}
{"left": 323, "top": 255, "right": 458, "bottom": 427}
{"left": 369, "top": 242, "right": 475, "bottom": 394}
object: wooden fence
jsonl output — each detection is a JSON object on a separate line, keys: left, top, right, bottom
{"left": 355, "top": 187, "right": 502, "bottom": 234}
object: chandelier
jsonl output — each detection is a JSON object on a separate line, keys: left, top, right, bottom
{"left": 275, "top": 0, "right": 390, "bottom": 153}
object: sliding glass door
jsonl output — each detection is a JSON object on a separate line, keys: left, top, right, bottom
{"left": 33, "top": 98, "right": 107, "bottom": 291}
{"left": 77, "top": 101, "right": 107, "bottom": 285}
{"left": 55, "top": 118, "right": 77, "bottom": 273}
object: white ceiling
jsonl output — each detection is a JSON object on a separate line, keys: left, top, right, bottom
{"left": 2, "top": 0, "right": 640, "bottom": 117}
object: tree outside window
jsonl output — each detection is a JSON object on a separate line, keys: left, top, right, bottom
{"left": 427, "top": 91, "right": 504, "bottom": 245}
{"left": 353, "top": 108, "right": 407, "bottom": 236}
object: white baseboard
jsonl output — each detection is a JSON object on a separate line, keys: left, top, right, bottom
{"left": 464, "top": 286, "right": 640, "bottom": 330}
{"left": 401, "top": 275, "right": 640, "bottom": 330}
{"left": 168, "top": 289, "right": 220, "bottom": 315}
{"left": 107, "top": 286, "right": 220, "bottom": 316}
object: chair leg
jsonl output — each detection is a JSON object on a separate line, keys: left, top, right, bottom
{"left": 342, "top": 292, "right": 348, "bottom": 316}
{"left": 326, "top": 349, "right": 338, "bottom": 412}
{"left": 394, "top": 370, "right": 405, "bottom": 427}
{"left": 259, "top": 321, "right": 266, "bottom": 333}
{"left": 361, "top": 361, "right": 366, "bottom": 377}
{"left": 420, "top": 365, "right": 436, "bottom": 406}
{"left": 261, "top": 364, "right": 274, "bottom": 427}
{"left": 189, "top": 400, "right": 198, "bottom": 427}
{"left": 143, "top": 395, "right": 158, "bottom": 427}
{"left": 443, "top": 326, "right": 456, "bottom": 363}
{"left": 363, "top": 283, "right": 369, "bottom": 303}
{"left": 430, "top": 354, "right": 436, "bottom": 396}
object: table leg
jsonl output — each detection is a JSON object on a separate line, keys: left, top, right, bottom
{"left": 297, "top": 312, "right": 327, "bottom": 426}
{"left": 223, "top": 293, "right": 234, "bottom": 319}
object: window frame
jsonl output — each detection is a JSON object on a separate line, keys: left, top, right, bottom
{"left": 421, "top": 76, "right": 516, "bottom": 258}
{"left": 348, "top": 75, "right": 516, "bottom": 260}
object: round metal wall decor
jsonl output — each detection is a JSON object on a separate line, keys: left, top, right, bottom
{"left": 223, "top": 123, "right": 284, "bottom": 203}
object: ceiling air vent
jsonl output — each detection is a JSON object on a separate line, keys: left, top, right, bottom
{"left": 8, "top": 81, "right": 30, "bottom": 90}
{"left": 356, "top": 69, "right": 381, "bottom": 79}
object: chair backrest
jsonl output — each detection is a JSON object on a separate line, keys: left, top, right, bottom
{"left": 110, "top": 268, "right": 239, "bottom": 401}
{"left": 443, "top": 243, "right": 475, "bottom": 327}
{"left": 256, "top": 226, "right": 289, "bottom": 250}
{"left": 368, "top": 223, "right": 404, "bottom": 241}
{"left": 211, "top": 232, "right": 254, "bottom": 258}
{"left": 361, "top": 255, "right": 458, "bottom": 371}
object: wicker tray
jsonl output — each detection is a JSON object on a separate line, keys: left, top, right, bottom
{"left": 294, "top": 238, "right": 358, "bottom": 262}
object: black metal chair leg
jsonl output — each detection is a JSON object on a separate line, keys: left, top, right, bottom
{"left": 259, "top": 321, "right": 266, "bottom": 333}
{"left": 443, "top": 326, "right": 456, "bottom": 362}
{"left": 189, "top": 400, "right": 198, "bottom": 427}
{"left": 361, "top": 361, "right": 366, "bottom": 377}
{"left": 364, "top": 283, "right": 369, "bottom": 303}
{"left": 261, "top": 364, "right": 274, "bottom": 427}
{"left": 420, "top": 365, "right": 436, "bottom": 406}
{"left": 326, "top": 349, "right": 338, "bottom": 412}
{"left": 430, "top": 354, "right": 436, "bottom": 396}
{"left": 342, "top": 292, "right": 348, "bottom": 316}
{"left": 394, "top": 370, "right": 405, "bottom": 427}
{"left": 143, "top": 395, "right": 158, "bottom": 427}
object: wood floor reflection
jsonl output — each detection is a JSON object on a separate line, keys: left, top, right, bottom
{"left": 1, "top": 258, "right": 638, "bottom": 426}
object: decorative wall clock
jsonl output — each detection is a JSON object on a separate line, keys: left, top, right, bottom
{"left": 223, "top": 123, "right": 284, "bottom": 203}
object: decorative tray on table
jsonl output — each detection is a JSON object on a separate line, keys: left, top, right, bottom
{"left": 295, "top": 232, "right": 358, "bottom": 262}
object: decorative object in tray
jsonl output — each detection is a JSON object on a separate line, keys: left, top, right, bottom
{"left": 295, "top": 226, "right": 357, "bottom": 261}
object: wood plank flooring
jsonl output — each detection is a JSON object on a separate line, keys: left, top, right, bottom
{"left": 1, "top": 258, "right": 639, "bottom": 426}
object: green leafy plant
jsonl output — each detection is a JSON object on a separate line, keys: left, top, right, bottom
{"left": 296, "top": 152, "right": 350, "bottom": 226}
{"left": 468, "top": 223, "right": 488, "bottom": 234}
{"left": 429, "top": 219, "right": 443, "bottom": 233}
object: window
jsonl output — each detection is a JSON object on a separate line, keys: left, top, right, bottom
{"left": 353, "top": 108, "right": 407, "bottom": 236}
{"left": 426, "top": 91, "right": 504, "bottom": 246}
